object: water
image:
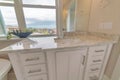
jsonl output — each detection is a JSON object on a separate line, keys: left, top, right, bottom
{"left": 26, "top": 18, "right": 56, "bottom": 29}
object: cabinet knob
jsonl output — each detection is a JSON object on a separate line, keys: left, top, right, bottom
{"left": 95, "top": 50, "right": 104, "bottom": 52}
{"left": 25, "top": 57, "right": 40, "bottom": 62}
{"left": 28, "top": 69, "right": 41, "bottom": 73}
{"left": 93, "top": 59, "right": 102, "bottom": 63}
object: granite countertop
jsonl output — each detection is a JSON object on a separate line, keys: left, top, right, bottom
{"left": 0, "top": 32, "right": 119, "bottom": 51}
{"left": 0, "top": 39, "right": 22, "bottom": 50}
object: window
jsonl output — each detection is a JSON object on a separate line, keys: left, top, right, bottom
{"left": 0, "top": 0, "right": 59, "bottom": 36}
{"left": 23, "top": 8, "right": 56, "bottom": 35}
{"left": 22, "top": 0, "right": 55, "bottom": 6}
{"left": 0, "top": 0, "right": 14, "bottom": 3}
{"left": 0, "top": 6, "right": 18, "bottom": 32}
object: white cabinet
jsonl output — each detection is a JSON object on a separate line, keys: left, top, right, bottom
{"left": 8, "top": 49, "right": 48, "bottom": 80}
{"left": 8, "top": 44, "right": 113, "bottom": 80}
{"left": 55, "top": 48, "right": 87, "bottom": 80}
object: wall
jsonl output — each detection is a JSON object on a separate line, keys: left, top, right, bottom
{"left": 105, "top": 39, "right": 120, "bottom": 78}
{"left": 75, "top": 0, "right": 92, "bottom": 31}
{"left": 88, "top": 0, "right": 120, "bottom": 34}
{"left": 111, "top": 55, "right": 120, "bottom": 80}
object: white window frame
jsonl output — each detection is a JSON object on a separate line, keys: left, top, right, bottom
{"left": 0, "top": 0, "right": 63, "bottom": 38}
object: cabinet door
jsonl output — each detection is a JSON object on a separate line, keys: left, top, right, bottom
{"left": 56, "top": 49, "right": 87, "bottom": 80}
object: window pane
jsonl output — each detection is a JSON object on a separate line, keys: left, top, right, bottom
{"left": 22, "top": 0, "right": 55, "bottom": 6}
{"left": 0, "top": 6, "right": 18, "bottom": 32}
{"left": 0, "top": 0, "right": 14, "bottom": 3}
{"left": 23, "top": 8, "right": 56, "bottom": 35}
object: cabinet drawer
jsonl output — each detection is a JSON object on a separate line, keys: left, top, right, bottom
{"left": 89, "top": 45, "right": 107, "bottom": 56}
{"left": 89, "top": 55, "right": 105, "bottom": 64}
{"left": 84, "top": 71, "right": 100, "bottom": 80}
{"left": 88, "top": 64, "right": 102, "bottom": 73}
{"left": 27, "top": 74, "right": 47, "bottom": 80}
{"left": 24, "top": 64, "right": 47, "bottom": 76}
{"left": 19, "top": 53, "right": 45, "bottom": 65}
{"left": 88, "top": 72, "right": 99, "bottom": 80}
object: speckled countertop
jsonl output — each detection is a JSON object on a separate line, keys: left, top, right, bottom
{"left": 0, "top": 32, "right": 119, "bottom": 51}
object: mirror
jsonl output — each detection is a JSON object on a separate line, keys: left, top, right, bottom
{"left": 62, "top": 0, "right": 76, "bottom": 32}
{"left": 62, "top": 0, "right": 92, "bottom": 32}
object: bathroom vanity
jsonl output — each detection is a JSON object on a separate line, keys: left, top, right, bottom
{"left": 0, "top": 32, "right": 118, "bottom": 80}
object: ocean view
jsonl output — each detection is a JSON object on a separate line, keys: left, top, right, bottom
{"left": 26, "top": 18, "right": 56, "bottom": 29}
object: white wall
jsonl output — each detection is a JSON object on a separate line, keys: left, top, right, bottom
{"left": 88, "top": 0, "right": 120, "bottom": 35}
{"left": 75, "top": 0, "right": 92, "bottom": 31}
{"left": 111, "top": 55, "right": 120, "bottom": 80}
